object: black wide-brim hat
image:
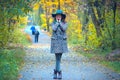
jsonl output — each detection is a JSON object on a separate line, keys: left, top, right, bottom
{"left": 52, "top": 9, "right": 66, "bottom": 19}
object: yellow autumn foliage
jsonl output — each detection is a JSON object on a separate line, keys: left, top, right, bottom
{"left": 19, "top": 16, "right": 28, "bottom": 25}
{"left": 36, "top": 0, "right": 120, "bottom": 49}
{"left": 40, "top": 14, "right": 47, "bottom": 28}
{"left": 33, "top": 3, "right": 40, "bottom": 10}
{"left": 87, "top": 23, "right": 101, "bottom": 48}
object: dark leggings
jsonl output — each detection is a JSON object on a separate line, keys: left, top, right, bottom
{"left": 55, "top": 53, "right": 62, "bottom": 71}
{"left": 35, "top": 35, "right": 39, "bottom": 43}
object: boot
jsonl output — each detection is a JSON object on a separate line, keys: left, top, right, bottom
{"left": 57, "top": 71, "right": 62, "bottom": 79}
{"left": 53, "top": 69, "right": 57, "bottom": 79}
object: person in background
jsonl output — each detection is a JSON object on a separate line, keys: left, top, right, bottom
{"left": 30, "top": 25, "right": 35, "bottom": 35}
{"left": 34, "top": 29, "right": 39, "bottom": 43}
{"left": 51, "top": 9, "right": 68, "bottom": 79}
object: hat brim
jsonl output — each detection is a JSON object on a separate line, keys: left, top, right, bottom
{"left": 52, "top": 13, "right": 66, "bottom": 19}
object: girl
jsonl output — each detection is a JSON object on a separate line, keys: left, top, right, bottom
{"left": 51, "top": 9, "right": 68, "bottom": 79}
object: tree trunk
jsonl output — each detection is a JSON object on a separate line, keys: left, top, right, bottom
{"left": 46, "top": 18, "right": 50, "bottom": 32}
{"left": 112, "top": 1, "right": 117, "bottom": 49}
{"left": 58, "top": 0, "right": 60, "bottom": 9}
{"left": 82, "top": 7, "right": 89, "bottom": 44}
{"left": 45, "top": 7, "right": 50, "bottom": 32}
{"left": 88, "top": 2, "right": 101, "bottom": 37}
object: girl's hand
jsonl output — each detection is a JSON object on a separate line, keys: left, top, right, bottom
{"left": 57, "top": 19, "right": 61, "bottom": 23}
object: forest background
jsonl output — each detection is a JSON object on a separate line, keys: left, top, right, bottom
{"left": 0, "top": 0, "right": 120, "bottom": 80}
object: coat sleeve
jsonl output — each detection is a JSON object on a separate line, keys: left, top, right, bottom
{"left": 59, "top": 22, "right": 67, "bottom": 31}
{"left": 51, "top": 22, "right": 59, "bottom": 31}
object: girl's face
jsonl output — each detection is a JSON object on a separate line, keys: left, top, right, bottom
{"left": 56, "top": 14, "right": 62, "bottom": 21}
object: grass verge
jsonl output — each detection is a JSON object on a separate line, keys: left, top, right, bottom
{"left": 71, "top": 45, "right": 120, "bottom": 73}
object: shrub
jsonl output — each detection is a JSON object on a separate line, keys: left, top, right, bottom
{"left": 0, "top": 48, "right": 25, "bottom": 80}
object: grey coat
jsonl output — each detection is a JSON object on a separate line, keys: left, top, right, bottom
{"left": 50, "top": 21, "right": 68, "bottom": 53}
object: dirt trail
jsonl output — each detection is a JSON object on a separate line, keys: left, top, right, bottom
{"left": 19, "top": 31, "right": 120, "bottom": 80}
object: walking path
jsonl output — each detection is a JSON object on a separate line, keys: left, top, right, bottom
{"left": 19, "top": 30, "right": 120, "bottom": 80}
